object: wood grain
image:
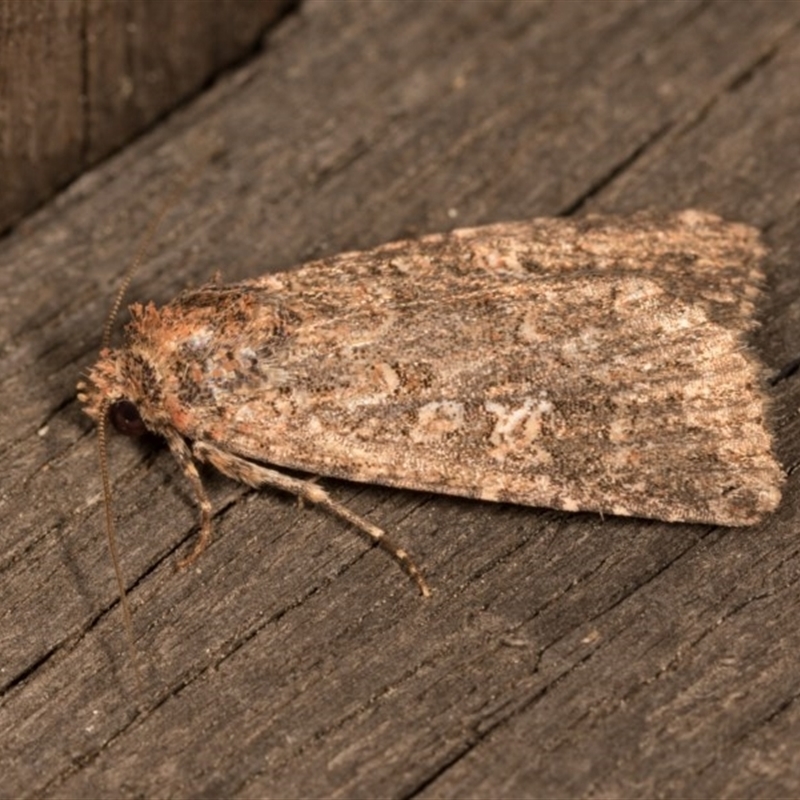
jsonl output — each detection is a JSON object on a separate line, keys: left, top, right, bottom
{"left": 0, "top": 0, "right": 292, "bottom": 232}
{"left": 1, "top": 1, "right": 800, "bottom": 797}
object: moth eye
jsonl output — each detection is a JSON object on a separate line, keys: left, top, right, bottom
{"left": 109, "top": 400, "right": 147, "bottom": 437}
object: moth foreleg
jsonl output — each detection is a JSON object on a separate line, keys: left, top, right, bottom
{"left": 164, "top": 430, "right": 215, "bottom": 568}
{"left": 193, "top": 440, "right": 431, "bottom": 597}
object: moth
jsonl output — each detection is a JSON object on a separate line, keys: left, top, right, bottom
{"left": 78, "top": 210, "right": 783, "bottom": 609}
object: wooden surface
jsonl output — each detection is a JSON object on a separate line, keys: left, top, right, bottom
{"left": 0, "top": 0, "right": 291, "bottom": 233}
{"left": 2, "top": 1, "right": 800, "bottom": 797}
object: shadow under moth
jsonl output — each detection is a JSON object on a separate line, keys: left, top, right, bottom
{"left": 78, "top": 209, "right": 783, "bottom": 621}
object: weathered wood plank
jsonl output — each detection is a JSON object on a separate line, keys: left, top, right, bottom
{"left": 1, "top": 1, "right": 799, "bottom": 797}
{"left": 0, "top": 0, "right": 292, "bottom": 232}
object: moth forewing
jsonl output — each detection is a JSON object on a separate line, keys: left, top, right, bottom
{"left": 80, "top": 210, "right": 782, "bottom": 609}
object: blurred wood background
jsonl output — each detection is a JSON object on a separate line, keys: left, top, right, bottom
{"left": 0, "top": 0, "right": 291, "bottom": 232}
{"left": 2, "top": 1, "right": 800, "bottom": 797}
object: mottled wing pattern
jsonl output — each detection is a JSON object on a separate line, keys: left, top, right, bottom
{"left": 121, "top": 211, "right": 783, "bottom": 526}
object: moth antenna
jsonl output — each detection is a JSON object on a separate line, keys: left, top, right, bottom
{"left": 96, "top": 144, "right": 218, "bottom": 692}
{"left": 97, "top": 400, "right": 143, "bottom": 695}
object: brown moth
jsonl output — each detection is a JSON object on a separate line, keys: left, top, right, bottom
{"left": 78, "top": 210, "right": 783, "bottom": 613}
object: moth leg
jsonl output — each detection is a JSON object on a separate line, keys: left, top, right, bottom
{"left": 163, "top": 430, "right": 215, "bottom": 569}
{"left": 193, "top": 440, "right": 431, "bottom": 597}
{"left": 295, "top": 476, "right": 319, "bottom": 510}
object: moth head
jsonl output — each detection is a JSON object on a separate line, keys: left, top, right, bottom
{"left": 77, "top": 346, "right": 165, "bottom": 437}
